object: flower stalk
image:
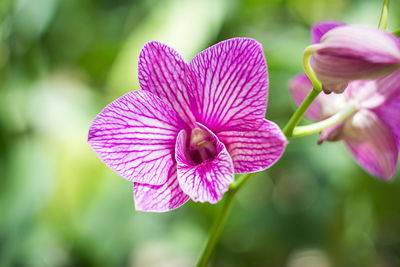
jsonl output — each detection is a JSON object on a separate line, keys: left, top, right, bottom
{"left": 196, "top": 173, "right": 255, "bottom": 267}
{"left": 292, "top": 104, "right": 357, "bottom": 137}
{"left": 378, "top": 0, "right": 390, "bottom": 30}
{"left": 282, "top": 89, "right": 321, "bottom": 137}
{"left": 302, "top": 45, "right": 322, "bottom": 91}
{"left": 283, "top": 45, "right": 322, "bottom": 137}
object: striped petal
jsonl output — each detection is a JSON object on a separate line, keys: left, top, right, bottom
{"left": 217, "top": 119, "right": 287, "bottom": 173}
{"left": 343, "top": 110, "right": 398, "bottom": 180}
{"left": 88, "top": 90, "right": 185, "bottom": 185}
{"left": 289, "top": 74, "right": 346, "bottom": 121}
{"left": 175, "top": 124, "right": 234, "bottom": 204}
{"left": 138, "top": 41, "right": 196, "bottom": 126}
{"left": 189, "top": 38, "right": 269, "bottom": 132}
{"left": 311, "top": 21, "right": 345, "bottom": 44}
{"left": 133, "top": 166, "right": 189, "bottom": 212}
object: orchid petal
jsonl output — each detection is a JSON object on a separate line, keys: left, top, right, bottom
{"left": 347, "top": 70, "right": 400, "bottom": 109}
{"left": 217, "top": 119, "right": 287, "bottom": 173}
{"left": 314, "top": 26, "right": 400, "bottom": 93}
{"left": 311, "top": 21, "right": 344, "bottom": 44}
{"left": 189, "top": 38, "right": 269, "bottom": 132}
{"left": 133, "top": 166, "right": 189, "bottom": 212}
{"left": 318, "top": 122, "right": 345, "bottom": 144}
{"left": 343, "top": 110, "right": 398, "bottom": 180}
{"left": 138, "top": 41, "right": 196, "bottom": 126}
{"left": 374, "top": 95, "right": 400, "bottom": 147}
{"left": 88, "top": 90, "right": 185, "bottom": 185}
{"left": 289, "top": 74, "right": 346, "bottom": 121}
{"left": 289, "top": 74, "right": 323, "bottom": 121}
{"left": 175, "top": 125, "right": 234, "bottom": 204}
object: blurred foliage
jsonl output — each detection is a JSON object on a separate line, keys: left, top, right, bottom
{"left": 1, "top": 0, "right": 400, "bottom": 266}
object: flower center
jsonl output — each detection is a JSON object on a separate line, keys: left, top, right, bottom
{"left": 187, "top": 128, "right": 217, "bottom": 165}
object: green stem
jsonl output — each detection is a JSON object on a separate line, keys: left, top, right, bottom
{"left": 282, "top": 88, "right": 321, "bottom": 138}
{"left": 302, "top": 45, "right": 322, "bottom": 91}
{"left": 230, "top": 172, "right": 255, "bottom": 191}
{"left": 196, "top": 37, "right": 324, "bottom": 267}
{"left": 378, "top": 0, "right": 390, "bottom": 30}
{"left": 292, "top": 104, "right": 357, "bottom": 137}
{"left": 196, "top": 173, "right": 255, "bottom": 267}
{"left": 393, "top": 28, "right": 400, "bottom": 37}
{"left": 282, "top": 45, "right": 322, "bottom": 138}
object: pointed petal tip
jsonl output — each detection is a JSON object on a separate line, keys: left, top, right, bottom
{"left": 378, "top": 172, "right": 396, "bottom": 182}
{"left": 344, "top": 110, "right": 398, "bottom": 182}
{"left": 141, "top": 40, "right": 164, "bottom": 50}
{"left": 373, "top": 158, "right": 397, "bottom": 181}
{"left": 217, "top": 37, "right": 262, "bottom": 47}
{"left": 363, "top": 165, "right": 396, "bottom": 182}
{"left": 139, "top": 41, "right": 167, "bottom": 59}
{"left": 138, "top": 40, "right": 196, "bottom": 126}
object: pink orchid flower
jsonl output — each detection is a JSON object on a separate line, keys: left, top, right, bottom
{"left": 310, "top": 22, "right": 400, "bottom": 93}
{"left": 88, "top": 38, "right": 287, "bottom": 212}
{"left": 290, "top": 69, "right": 400, "bottom": 180}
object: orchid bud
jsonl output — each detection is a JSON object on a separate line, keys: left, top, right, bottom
{"left": 313, "top": 25, "right": 400, "bottom": 93}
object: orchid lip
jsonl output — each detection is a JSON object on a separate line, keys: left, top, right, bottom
{"left": 188, "top": 127, "right": 218, "bottom": 165}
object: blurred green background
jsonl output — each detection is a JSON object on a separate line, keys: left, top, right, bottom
{"left": 1, "top": 0, "right": 400, "bottom": 266}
